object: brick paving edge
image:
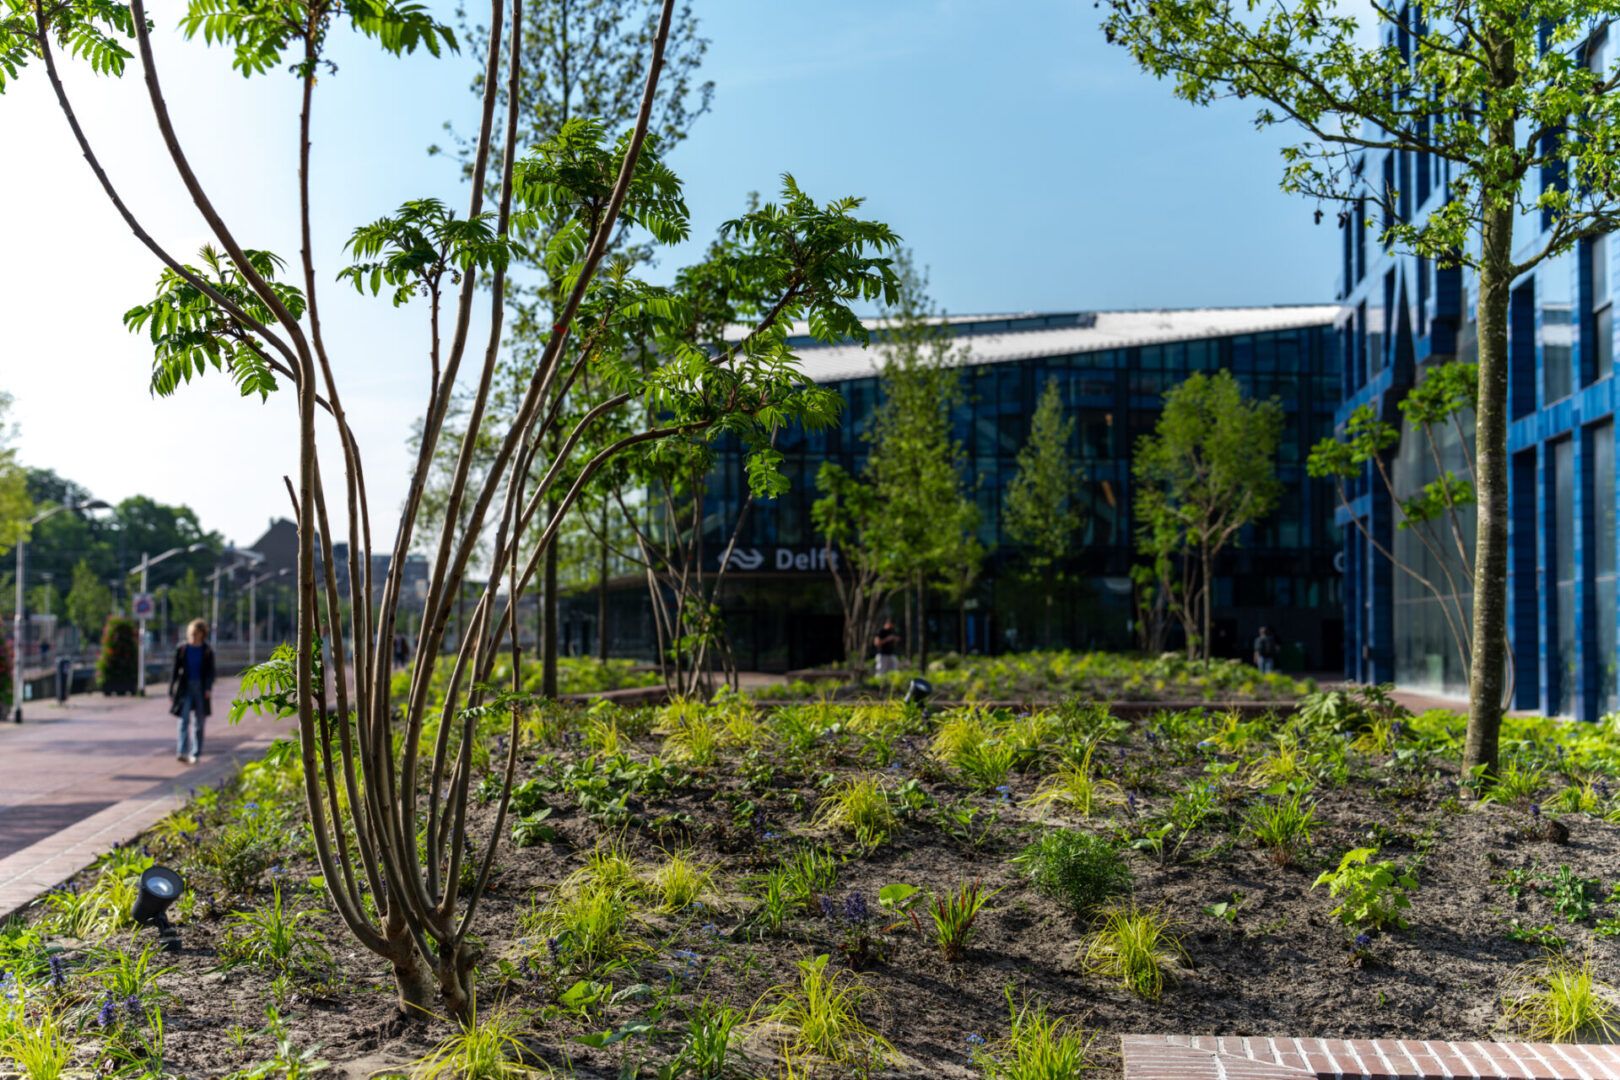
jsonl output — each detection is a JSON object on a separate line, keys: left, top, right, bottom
{"left": 0, "top": 735, "right": 278, "bottom": 921}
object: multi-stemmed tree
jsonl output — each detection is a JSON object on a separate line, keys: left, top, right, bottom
{"left": 1105, "top": 0, "right": 1620, "bottom": 773}
{"left": 1133, "top": 371, "right": 1283, "bottom": 664}
{"left": 1, "top": 0, "right": 897, "bottom": 1021}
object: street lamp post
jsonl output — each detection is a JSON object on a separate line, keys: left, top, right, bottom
{"left": 247, "top": 568, "right": 290, "bottom": 665}
{"left": 128, "top": 543, "right": 210, "bottom": 697}
{"left": 207, "top": 548, "right": 263, "bottom": 650}
{"left": 13, "top": 499, "right": 110, "bottom": 723}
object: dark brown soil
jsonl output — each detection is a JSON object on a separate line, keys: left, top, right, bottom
{"left": 30, "top": 713, "right": 1620, "bottom": 1079}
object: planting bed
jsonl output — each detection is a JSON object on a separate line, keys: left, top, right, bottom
{"left": 10, "top": 681, "right": 1620, "bottom": 1079}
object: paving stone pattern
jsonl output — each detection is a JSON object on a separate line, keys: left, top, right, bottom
{"left": 0, "top": 677, "right": 286, "bottom": 917}
{"left": 1122, "top": 1035, "right": 1620, "bottom": 1080}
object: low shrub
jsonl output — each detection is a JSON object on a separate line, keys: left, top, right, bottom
{"left": 1014, "top": 830, "right": 1132, "bottom": 915}
{"left": 1243, "top": 791, "right": 1316, "bottom": 866}
{"left": 928, "top": 878, "right": 998, "bottom": 961}
{"left": 1312, "top": 847, "right": 1417, "bottom": 930}
{"left": 815, "top": 778, "right": 896, "bottom": 846}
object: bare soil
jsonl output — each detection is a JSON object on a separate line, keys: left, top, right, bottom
{"left": 30, "top": 711, "right": 1620, "bottom": 1079}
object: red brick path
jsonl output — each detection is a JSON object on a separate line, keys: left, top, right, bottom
{"left": 0, "top": 677, "right": 290, "bottom": 916}
{"left": 1122, "top": 1035, "right": 1620, "bottom": 1080}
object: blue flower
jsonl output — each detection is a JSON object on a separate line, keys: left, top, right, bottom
{"left": 97, "top": 995, "right": 119, "bottom": 1029}
{"left": 966, "top": 1033, "right": 985, "bottom": 1047}
{"left": 1530, "top": 803, "right": 1541, "bottom": 818}
{"left": 843, "top": 892, "right": 869, "bottom": 924}
{"left": 819, "top": 896, "right": 837, "bottom": 920}
{"left": 47, "top": 954, "right": 66, "bottom": 989}
{"left": 1354, "top": 933, "right": 1372, "bottom": 949}
{"left": 123, "top": 993, "right": 141, "bottom": 1022}
{"left": 994, "top": 785, "right": 1011, "bottom": 802}
{"left": 1127, "top": 791, "right": 1139, "bottom": 814}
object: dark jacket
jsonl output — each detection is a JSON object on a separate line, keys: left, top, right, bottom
{"left": 168, "top": 643, "right": 216, "bottom": 700}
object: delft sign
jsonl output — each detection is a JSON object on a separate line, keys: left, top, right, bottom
{"left": 718, "top": 546, "right": 840, "bottom": 573}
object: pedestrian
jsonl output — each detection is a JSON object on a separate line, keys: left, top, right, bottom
{"left": 394, "top": 632, "right": 408, "bottom": 669}
{"left": 169, "top": 618, "right": 215, "bottom": 765}
{"left": 1253, "top": 625, "right": 1279, "bottom": 674}
{"left": 873, "top": 618, "right": 901, "bottom": 677}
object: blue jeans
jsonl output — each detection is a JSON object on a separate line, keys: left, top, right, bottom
{"left": 177, "top": 684, "right": 206, "bottom": 758}
{"left": 1257, "top": 656, "right": 1276, "bottom": 674}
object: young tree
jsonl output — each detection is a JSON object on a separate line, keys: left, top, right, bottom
{"left": 813, "top": 461, "right": 897, "bottom": 681}
{"left": 1002, "top": 376, "right": 1084, "bottom": 647}
{"left": 862, "top": 256, "right": 976, "bottom": 669}
{"left": 1309, "top": 361, "right": 1490, "bottom": 685}
{"left": 439, "top": 0, "right": 713, "bottom": 697}
{"left": 1103, "top": 0, "right": 1620, "bottom": 774}
{"left": 66, "top": 560, "right": 114, "bottom": 644}
{"left": 1133, "top": 371, "right": 1283, "bottom": 664}
{"left": 3, "top": 0, "right": 896, "bottom": 1021}
{"left": 0, "top": 393, "right": 31, "bottom": 555}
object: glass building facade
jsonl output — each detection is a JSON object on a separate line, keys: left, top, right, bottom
{"left": 1336, "top": 21, "right": 1620, "bottom": 719}
{"left": 566, "top": 308, "right": 1346, "bottom": 673}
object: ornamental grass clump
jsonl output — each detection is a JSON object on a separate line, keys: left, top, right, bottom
{"left": 647, "top": 850, "right": 715, "bottom": 912}
{"left": 971, "top": 987, "right": 1097, "bottom": 1080}
{"left": 1503, "top": 955, "right": 1620, "bottom": 1042}
{"left": 815, "top": 778, "right": 896, "bottom": 846}
{"left": 1243, "top": 791, "right": 1316, "bottom": 866}
{"left": 409, "top": 1005, "right": 541, "bottom": 1079}
{"left": 1080, "top": 904, "right": 1186, "bottom": 1000}
{"left": 1014, "top": 830, "right": 1132, "bottom": 915}
{"left": 220, "top": 884, "right": 332, "bottom": 978}
{"left": 756, "top": 953, "right": 895, "bottom": 1069}
{"left": 1026, "top": 744, "right": 1119, "bottom": 818}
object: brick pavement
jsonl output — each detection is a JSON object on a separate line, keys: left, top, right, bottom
{"left": 0, "top": 677, "right": 289, "bottom": 917}
{"left": 1122, "top": 1035, "right": 1620, "bottom": 1080}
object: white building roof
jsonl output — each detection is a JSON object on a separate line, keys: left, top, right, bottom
{"left": 783, "top": 305, "right": 1341, "bottom": 384}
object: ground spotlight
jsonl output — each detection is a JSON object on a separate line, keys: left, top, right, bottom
{"left": 904, "top": 677, "right": 932, "bottom": 706}
{"left": 131, "top": 865, "right": 185, "bottom": 952}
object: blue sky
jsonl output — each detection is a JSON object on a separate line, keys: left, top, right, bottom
{"left": 2, "top": 0, "right": 1335, "bottom": 548}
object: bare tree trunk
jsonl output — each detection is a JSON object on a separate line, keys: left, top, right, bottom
{"left": 542, "top": 498, "right": 559, "bottom": 696}
{"left": 1200, "top": 544, "right": 1213, "bottom": 667}
{"left": 597, "top": 500, "right": 609, "bottom": 663}
{"left": 917, "top": 571, "right": 929, "bottom": 672}
{"left": 1466, "top": 97, "right": 1514, "bottom": 777}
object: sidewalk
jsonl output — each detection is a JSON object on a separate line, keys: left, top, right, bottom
{"left": 0, "top": 677, "right": 290, "bottom": 918}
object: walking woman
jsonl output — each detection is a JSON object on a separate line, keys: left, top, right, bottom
{"left": 169, "top": 618, "right": 215, "bottom": 764}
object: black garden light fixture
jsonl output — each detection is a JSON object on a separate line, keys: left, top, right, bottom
{"left": 131, "top": 865, "right": 184, "bottom": 952}
{"left": 904, "top": 677, "right": 932, "bottom": 707}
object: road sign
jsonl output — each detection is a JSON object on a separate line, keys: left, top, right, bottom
{"left": 132, "top": 593, "right": 156, "bottom": 620}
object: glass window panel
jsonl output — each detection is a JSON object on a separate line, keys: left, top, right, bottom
{"left": 1556, "top": 437, "right": 1577, "bottom": 713}
{"left": 1595, "top": 422, "right": 1617, "bottom": 713}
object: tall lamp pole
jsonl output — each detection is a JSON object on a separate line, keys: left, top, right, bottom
{"left": 208, "top": 548, "right": 264, "bottom": 647}
{"left": 13, "top": 499, "right": 110, "bottom": 723}
{"left": 127, "top": 543, "right": 210, "bottom": 697}
{"left": 246, "top": 568, "right": 290, "bottom": 665}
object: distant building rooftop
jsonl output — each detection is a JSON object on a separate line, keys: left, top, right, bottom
{"left": 740, "top": 305, "right": 1340, "bottom": 384}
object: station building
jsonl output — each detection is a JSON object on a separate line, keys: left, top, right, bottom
{"left": 567, "top": 306, "right": 1346, "bottom": 672}
{"left": 1333, "top": 24, "right": 1619, "bottom": 721}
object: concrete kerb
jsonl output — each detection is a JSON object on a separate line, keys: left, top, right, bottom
{"left": 0, "top": 732, "right": 279, "bottom": 921}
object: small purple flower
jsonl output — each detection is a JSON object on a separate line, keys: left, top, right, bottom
{"left": 546, "top": 936, "right": 561, "bottom": 964}
{"left": 1530, "top": 803, "right": 1541, "bottom": 818}
{"left": 819, "top": 895, "right": 837, "bottom": 920}
{"left": 1127, "top": 791, "right": 1139, "bottom": 815}
{"left": 97, "top": 995, "right": 118, "bottom": 1029}
{"left": 1601, "top": 779, "right": 1613, "bottom": 801}
{"left": 123, "top": 993, "right": 141, "bottom": 1022}
{"left": 47, "top": 955, "right": 66, "bottom": 989}
{"left": 1354, "top": 933, "right": 1372, "bottom": 949}
{"left": 843, "top": 892, "right": 869, "bottom": 925}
